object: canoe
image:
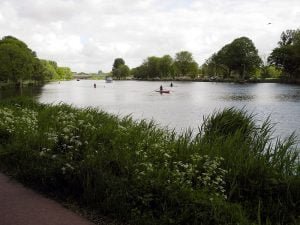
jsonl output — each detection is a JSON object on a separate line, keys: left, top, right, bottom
{"left": 156, "top": 90, "right": 170, "bottom": 94}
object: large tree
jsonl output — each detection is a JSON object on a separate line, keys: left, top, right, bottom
{"left": 0, "top": 36, "right": 36, "bottom": 84}
{"left": 174, "top": 51, "right": 199, "bottom": 77}
{"left": 112, "top": 58, "right": 130, "bottom": 79}
{"left": 212, "top": 37, "right": 262, "bottom": 79}
{"left": 268, "top": 29, "right": 300, "bottom": 79}
{"left": 112, "top": 58, "right": 125, "bottom": 70}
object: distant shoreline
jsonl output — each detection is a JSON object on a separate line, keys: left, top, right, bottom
{"left": 113, "top": 77, "right": 300, "bottom": 84}
{"left": 1, "top": 78, "right": 299, "bottom": 88}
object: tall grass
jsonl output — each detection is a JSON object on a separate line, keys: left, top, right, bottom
{"left": 0, "top": 97, "right": 299, "bottom": 225}
{"left": 197, "top": 108, "right": 299, "bottom": 224}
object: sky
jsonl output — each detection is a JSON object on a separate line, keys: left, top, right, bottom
{"left": 0, "top": 0, "right": 299, "bottom": 73}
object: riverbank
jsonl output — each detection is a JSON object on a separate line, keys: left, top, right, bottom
{"left": 132, "top": 77, "right": 300, "bottom": 84}
{"left": 71, "top": 74, "right": 300, "bottom": 84}
{"left": 0, "top": 98, "right": 299, "bottom": 225}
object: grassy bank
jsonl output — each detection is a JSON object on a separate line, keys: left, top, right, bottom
{"left": 0, "top": 98, "right": 299, "bottom": 225}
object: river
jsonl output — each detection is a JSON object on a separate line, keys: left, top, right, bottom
{"left": 1, "top": 80, "right": 300, "bottom": 138}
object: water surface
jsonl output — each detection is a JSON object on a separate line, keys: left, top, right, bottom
{"left": 35, "top": 80, "right": 300, "bottom": 138}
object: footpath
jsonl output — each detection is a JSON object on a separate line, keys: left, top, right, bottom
{"left": 0, "top": 173, "right": 94, "bottom": 225}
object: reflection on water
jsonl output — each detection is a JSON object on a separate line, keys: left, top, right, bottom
{"left": 0, "top": 86, "right": 42, "bottom": 100}
{"left": 275, "top": 93, "right": 300, "bottom": 102}
{"left": 1, "top": 81, "right": 300, "bottom": 138}
{"left": 221, "top": 95, "right": 255, "bottom": 101}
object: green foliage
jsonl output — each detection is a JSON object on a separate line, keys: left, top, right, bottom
{"left": 0, "top": 99, "right": 299, "bottom": 225}
{"left": 259, "top": 65, "right": 282, "bottom": 79}
{"left": 268, "top": 29, "right": 300, "bottom": 80}
{"left": 174, "top": 51, "right": 199, "bottom": 77}
{"left": 0, "top": 36, "right": 73, "bottom": 84}
{"left": 202, "top": 54, "right": 230, "bottom": 79}
{"left": 112, "top": 58, "right": 130, "bottom": 79}
{"left": 0, "top": 36, "right": 36, "bottom": 83}
{"left": 39, "top": 60, "right": 59, "bottom": 80}
{"left": 131, "top": 56, "right": 162, "bottom": 79}
{"left": 132, "top": 52, "right": 197, "bottom": 79}
{"left": 56, "top": 67, "right": 73, "bottom": 80}
{"left": 198, "top": 108, "right": 299, "bottom": 224}
{"left": 159, "top": 55, "right": 174, "bottom": 78}
{"left": 204, "top": 37, "right": 262, "bottom": 79}
{"left": 113, "top": 58, "right": 125, "bottom": 70}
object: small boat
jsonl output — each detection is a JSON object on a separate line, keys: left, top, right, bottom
{"left": 105, "top": 76, "right": 113, "bottom": 83}
{"left": 156, "top": 90, "right": 170, "bottom": 94}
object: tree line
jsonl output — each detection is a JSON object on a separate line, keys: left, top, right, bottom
{"left": 0, "top": 36, "right": 73, "bottom": 86}
{"left": 112, "top": 51, "right": 199, "bottom": 80}
{"left": 112, "top": 29, "right": 300, "bottom": 81}
{"left": 1, "top": 29, "right": 299, "bottom": 84}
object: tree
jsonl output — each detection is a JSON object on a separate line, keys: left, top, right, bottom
{"left": 31, "top": 59, "right": 47, "bottom": 83}
{"left": 268, "top": 29, "right": 300, "bottom": 79}
{"left": 131, "top": 64, "right": 148, "bottom": 79}
{"left": 202, "top": 54, "right": 230, "bottom": 78}
{"left": 146, "top": 56, "right": 161, "bottom": 78}
{"left": 174, "top": 51, "right": 199, "bottom": 77}
{"left": 113, "top": 58, "right": 125, "bottom": 70}
{"left": 112, "top": 58, "right": 130, "bottom": 79}
{"left": 131, "top": 52, "right": 197, "bottom": 79}
{"left": 57, "top": 67, "right": 73, "bottom": 80}
{"left": 39, "top": 60, "right": 59, "bottom": 80}
{"left": 278, "top": 30, "right": 300, "bottom": 47}
{"left": 159, "top": 55, "right": 174, "bottom": 78}
{"left": 0, "top": 36, "right": 75, "bottom": 84}
{"left": 209, "top": 37, "right": 262, "bottom": 79}
{"left": 119, "top": 65, "right": 130, "bottom": 78}
{"left": 0, "top": 36, "right": 36, "bottom": 84}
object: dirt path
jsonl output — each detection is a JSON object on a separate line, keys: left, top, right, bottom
{"left": 0, "top": 173, "right": 94, "bottom": 225}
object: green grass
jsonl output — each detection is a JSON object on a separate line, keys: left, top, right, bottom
{"left": 0, "top": 97, "right": 299, "bottom": 225}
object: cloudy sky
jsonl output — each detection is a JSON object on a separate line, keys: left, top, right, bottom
{"left": 0, "top": 0, "right": 299, "bottom": 72}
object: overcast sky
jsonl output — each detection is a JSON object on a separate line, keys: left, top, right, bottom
{"left": 0, "top": 0, "right": 299, "bottom": 72}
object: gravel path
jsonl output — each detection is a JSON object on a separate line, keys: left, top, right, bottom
{"left": 0, "top": 173, "right": 95, "bottom": 225}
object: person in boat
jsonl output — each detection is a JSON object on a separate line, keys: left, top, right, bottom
{"left": 170, "top": 82, "right": 173, "bottom": 87}
{"left": 94, "top": 83, "right": 96, "bottom": 88}
{"left": 160, "top": 85, "right": 163, "bottom": 91}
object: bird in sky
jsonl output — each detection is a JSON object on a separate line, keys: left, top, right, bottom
{"left": 268, "top": 22, "right": 272, "bottom": 25}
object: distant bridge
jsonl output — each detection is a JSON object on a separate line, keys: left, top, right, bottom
{"left": 73, "top": 74, "right": 93, "bottom": 79}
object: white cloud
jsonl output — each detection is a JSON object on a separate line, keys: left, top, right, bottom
{"left": 0, "top": 0, "right": 299, "bottom": 72}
